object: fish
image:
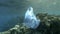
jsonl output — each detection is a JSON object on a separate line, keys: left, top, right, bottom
{"left": 23, "top": 7, "right": 40, "bottom": 29}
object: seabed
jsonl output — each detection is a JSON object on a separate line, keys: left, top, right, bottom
{"left": 0, "top": 13, "right": 60, "bottom": 34}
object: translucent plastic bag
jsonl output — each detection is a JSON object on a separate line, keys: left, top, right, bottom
{"left": 23, "top": 7, "right": 40, "bottom": 29}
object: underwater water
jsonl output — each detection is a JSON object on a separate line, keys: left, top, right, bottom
{"left": 0, "top": 0, "right": 60, "bottom": 32}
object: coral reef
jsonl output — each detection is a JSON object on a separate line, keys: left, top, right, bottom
{"left": 0, "top": 13, "right": 60, "bottom": 34}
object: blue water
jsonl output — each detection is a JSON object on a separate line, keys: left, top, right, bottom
{"left": 0, "top": 0, "right": 60, "bottom": 32}
{"left": 0, "top": 0, "right": 22, "bottom": 32}
{"left": 0, "top": 15, "right": 17, "bottom": 31}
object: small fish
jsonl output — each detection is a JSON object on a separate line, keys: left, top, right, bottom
{"left": 23, "top": 7, "right": 40, "bottom": 29}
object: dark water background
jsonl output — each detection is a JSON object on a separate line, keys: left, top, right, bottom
{"left": 0, "top": 0, "right": 60, "bottom": 32}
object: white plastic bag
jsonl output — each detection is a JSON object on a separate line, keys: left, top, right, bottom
{"left": 23, "top": 7, "right": 40, "bottom": 29}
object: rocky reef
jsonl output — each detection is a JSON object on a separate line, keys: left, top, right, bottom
{"left": 0, "top": 13, "right": 60, "bottom": 34}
